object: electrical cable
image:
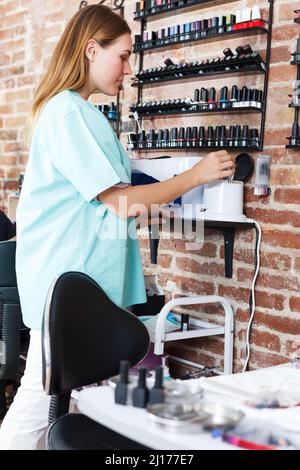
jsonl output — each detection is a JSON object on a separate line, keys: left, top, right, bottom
{"left": 242, "top": 218, "right": 262, "bottom": 373}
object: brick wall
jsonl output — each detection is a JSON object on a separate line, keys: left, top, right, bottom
{"left": 0, "top": 0, "right": 299, "bottom": 373}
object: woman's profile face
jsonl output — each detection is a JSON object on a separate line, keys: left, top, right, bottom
{"left": 88, "top": 32, "right": 132, "bottom": 96}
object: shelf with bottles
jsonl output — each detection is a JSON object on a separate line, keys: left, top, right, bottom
{"left": 127, "top": 125, "right": 261, "bottom": 151}
{"left": 133, "top": 20, "right": 268, "bottom": 52}
{"left": 134, "top": 0, "right": 238, "bottom": 20}
{"left": 132, "top": 1, "right": 273, "bottom": 153}
{"left": 286, "top": 18, "right": 300, "bottom": 150}
{"left": 95, "top": 102, "right": 119, "bottom": 133}
{"left": 129, "top": 85, "right": 263, "bottom": 118}
{"left": 132, "top": 46, "right": 265, "bottom": 87}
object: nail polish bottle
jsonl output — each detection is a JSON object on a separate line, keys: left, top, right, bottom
{"left": 215, "top": 126, "right": 221, "bottom": 147}
{"left": 202, "top": 19, "right": 208, "bottom": 37}
{"left": 241, "top": 7, "right": 251, "bottom": 29}
{"left": 127, "top": 133, "right": 137, "bottom": 150}
{"left": 199, "top": 126, "right": 205, "bottom": 146}
{"left": 191, "top": 126, "right": 198, "bottom": 147}
{"left": 200, "top": 87, "right": 208, "bottom": 110}
{"left": 163, "top": 128, "right": 169, "bottom": 147}
{"left": 230, "top": 85, "right": 239, "bottom": 108}
{"left": 164, "top": 58, "right": 175, "bottom": 68}
{"left": 250, "top": 89, "right": 258, "bottom": 108}
{"left": 257, "top": 90, "right": 263, "bottom": 108}
{"left": 241, "top": 125, "right": 249, "bottom": 146}
{"left": 107, "top": 102, "right": 118, "bottom": 121}
{"left": 239, "top": 85, "right": 248, "bottom": 108}
{"left": 132, "top": 368, "right": 148, "bottom": 408}
{"left": 211, "top": 16, "right": 219, "bottom": 35}
{"left": 115, "top": 360, "right": 130, "bottom": 405}
{"left": 179, "top": 23, "right": 185, "bottom": 41}
{"left": 218, "top": 16, "right": 226, "bottom": 34}
{"left": 138, "top": 130, "right": 146, "bottom": 149}
{"left": 186, "top": 127, "right": 192, "bottom": 147}
{"left": 242, "top": 44, "right": 253, "bottom": 55}
{"left": 171, "top": 127, "right": 178, "bottom": 147}
{"left": 291, "top": 120, "right": 299, "bottom": 146}
{"left": 207, "top": 126, "right": 214, "bottom": 146}
{"left": 250, "top": 128, "right": 259, "bottom": 147}
{"left": 148, "top": 366, "right": 164, "bottom": 405}
{"left": 135, "top": 2, "right": 141, "bottom": 18}
{"left": 148, "top": 129, "right": 157, "bottom": 148}
{"left": 220, "top": 86, "right": 229, "bottom": 109}
{"left": 235, "top": 125, "right": 241, "bottom": 147}
{"left": 194, "top": 88, "right": 200, "bottom": 103}
{"left": 228, "top": 125, "right": 236, "bottom": 147}
{"left": 234, "top": 10, "right": 242, "bottom": 30}
{"left": 220, "top": 125, "right": 226, "bottom": 147}
{"left": 223, "top": 47, "right": 234, "bottom": 59}
{"left": 157, "top": 129, "right": 163, "bottom": 148}
{"left": 178, "top": 127, "right": 185, "bottom": 148}
{"left": 208, "top": 87, "right": 216, "bottom": 110}
{"left": 184, "top": 22, "right": 190, "bottom": 41}
{"left": 251, "top": 5, "right": 264, "bottom": 28}
{"left": 195, "top": 20, "right": 201, "bottom": 39}
{"left": 180, "top": 314, "right": 189, "bottom": 331}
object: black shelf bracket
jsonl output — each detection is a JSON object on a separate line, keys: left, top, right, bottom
{"left": 148, "top": 219, "right": 255, "bottom": 278}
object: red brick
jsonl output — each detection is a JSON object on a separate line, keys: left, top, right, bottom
{"left": 237, "top": 267, "right": 300, "bottom": 292}
{"left": 271, "top": 167, "right": 300, "bottom": 185}
{"left": 246, "top": 207, "right": 300, "bottom": 228}
{"left": 295, "top": 258, "right": 300, "bottom": 271}
{"left": 290, "top": 297, "right": 300, "bottom": 313}
{"left": 218, "top": 285, "right": 250, "bottom": 303}
{"left": 254, "top": 312, "right": 300, "bottom": 335}
{"left": 3, "top": 142, "right": 23, "bottom": 153}
{"left": 274, "top": 188, "right": 300, "bottom": 204}
{"left": 251, "top": 329, "right": 281, "bottom": 352}
{"left": 272, "top": 23, "right": 299, "bottom": 42}
{"left": 235, "top": 308, "right": 249, "bottom": 323}
{"left": 221, "top": 247, "right": 292, "bottom": 271}
{"left": 176, "top": 257, "right": 224, "bottom": 277}
{"left": 0, "top": 130, "right": 17, "bottom": 140}
{"left": 263, "top": 229, "right": 300, "bottom": 250}
{"left": 157, "top": 253, "right": 172, "bottom": 269}
{"left": 247, "top": 350, "right": 289, "bottom": 370}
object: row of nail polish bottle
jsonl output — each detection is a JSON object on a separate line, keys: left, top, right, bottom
{"left": 127, "top": 126, "right": 260, "bottom": 149}
{"left": 134, "top": 45, "right": 263, "bottom": 84}
{"left": 130, "top": 86, "right": 262, "bottom": 114}
{"left": 134, "top": 6, "right": 264, "bottom": 49}
{"left": 96, "top": 102, "right": 118, "bottom": 121}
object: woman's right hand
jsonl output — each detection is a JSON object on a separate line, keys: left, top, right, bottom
{"left": 190, "top": 150, "right": 236, "bottom": 186}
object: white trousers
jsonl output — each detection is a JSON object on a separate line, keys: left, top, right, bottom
{"left": 0, "top": 329, "right": 50, "bottom": 450}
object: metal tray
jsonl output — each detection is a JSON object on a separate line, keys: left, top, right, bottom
{"left": 147, "top": 401, "right": 244, "bottom": 430}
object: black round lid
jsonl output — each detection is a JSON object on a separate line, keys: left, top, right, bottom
{"left": 233, "top": 153, "right": 254, "bottom": 182}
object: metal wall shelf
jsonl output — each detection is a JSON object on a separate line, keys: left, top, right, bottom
{"left": 286, "top": 15, "right": 300, "bottom": 150}
{"left": 130, "top": 144, "right": 261, "bottom": 151}
{"left": 132, "top": 0, "right": 274, "bottom": 152}
{"left": 132, "top": 59, "right": 266, "bottom": 87}
{"left": 130, "top": 105, "right": 263, "bottom": 117}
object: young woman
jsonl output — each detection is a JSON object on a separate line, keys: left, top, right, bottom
{"left": 0, "top": 5, "right": 235, "bottom": 449}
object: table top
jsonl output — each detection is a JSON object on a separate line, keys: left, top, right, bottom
{"left": 77, "top": 363, "right": 300, "bottom": 450}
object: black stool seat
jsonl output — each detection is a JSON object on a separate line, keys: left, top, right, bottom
{"left": 47, "top": 413, "right": 149, "bottom": 450}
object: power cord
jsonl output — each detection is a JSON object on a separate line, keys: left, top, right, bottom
{"left": 242, "top": 218, "right": 262, "bottom": 373}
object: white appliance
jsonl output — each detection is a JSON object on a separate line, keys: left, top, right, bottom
{"left": 131, "top": 157, "right": 248, "bottom": 222}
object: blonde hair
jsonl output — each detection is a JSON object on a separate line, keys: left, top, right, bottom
{"left": 25, "top": 4, "right": 130, "bottom": 146}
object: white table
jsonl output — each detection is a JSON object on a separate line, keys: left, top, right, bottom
{"left": 77, "top": 363, "right": 300, "bottom": 450}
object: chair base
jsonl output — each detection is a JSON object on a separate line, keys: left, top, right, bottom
{"left": 47, "top": 413, "right": 150, "bottom": 450}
